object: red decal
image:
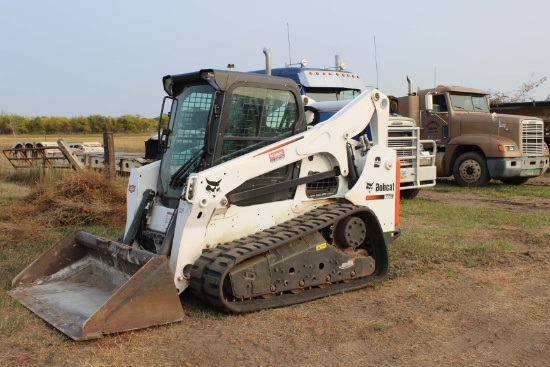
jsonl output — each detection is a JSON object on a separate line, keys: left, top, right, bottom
{"left": 254, "top": 136, "right": 303, "bottom": 157}
{"left": 128, "top": 185, "right": 136, "bottom": 193}
{"left": 269, "top": 149, "right": 285, "bottom": 163}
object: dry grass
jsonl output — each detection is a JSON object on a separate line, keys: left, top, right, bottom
{"left": 0, "top": 133, "right": 147, "bottom": 249}
{"left": 0, "top": 181, "right": 31, "bottom": 204}
{"left": 0, "top": 169, "right": 126, "bottom": 245}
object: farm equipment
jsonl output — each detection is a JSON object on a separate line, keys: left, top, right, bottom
{"left": 10, "top": 69, "right": 401, "bottom": 340}
{"left": 3, "top": 140, "right": 151, "bottom": 175}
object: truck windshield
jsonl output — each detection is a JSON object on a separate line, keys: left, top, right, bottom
{"left": 305, "top": 88, "right": 360, "bottom": 102}
{"left": 160, "top": 84, "right": 215, "bottom": 199}
{"left": 450, "top": 93, "right": 489, "bottom": 112}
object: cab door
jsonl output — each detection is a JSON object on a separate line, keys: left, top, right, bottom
{"left": 423, "top": 94, "right": 450, "bottom": 143}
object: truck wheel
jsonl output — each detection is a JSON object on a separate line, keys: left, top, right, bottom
{"left": 453, "top": 152, "right": 490, "bottom": 187}
{"left": 400, "top": 189, "right": 420, "bottom": 199}
{"left": 500, "top": 177, "right": 529, "bottom": 185}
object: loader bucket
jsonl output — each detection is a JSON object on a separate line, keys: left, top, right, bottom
{"left": 9, "top": 231, "right": 184, "bottom": 341}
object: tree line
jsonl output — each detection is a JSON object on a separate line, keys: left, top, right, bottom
{"left": 0, "top": 112, "right": 167, "bottom": 135}
{"left": 490, "top": 74, "right": 548, "bottom": 105}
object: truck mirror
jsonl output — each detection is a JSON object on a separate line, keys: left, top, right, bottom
{"left": 424, "top": 94, "right": 434, "bottom": 112}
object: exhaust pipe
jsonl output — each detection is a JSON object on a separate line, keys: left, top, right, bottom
{"left": 263, "top": 48, "right": 271, "bottom": 76}
{"left": 407, "top": 75, "right": 413, "bottom": 96}
{"left": 335, "top": 55, "right": 346, "bottom": 70}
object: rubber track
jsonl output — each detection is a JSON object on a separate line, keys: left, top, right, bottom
{"left": 189, "top": 202, "right": 389, "bottom": 313}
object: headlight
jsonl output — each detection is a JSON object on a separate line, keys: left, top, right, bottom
{"left": 498, "top": 144, "right": 518, "bottom": 153}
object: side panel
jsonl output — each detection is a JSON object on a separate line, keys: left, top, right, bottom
{"left": 346, "top": 144, "right": 398, "bottom": 232}
{"left": 124, "top": 161, "right": 160, "bottom": 238}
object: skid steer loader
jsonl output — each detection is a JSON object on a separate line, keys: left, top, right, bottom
{"left": 10, "top": 69, "right": 401, "bottom": 340}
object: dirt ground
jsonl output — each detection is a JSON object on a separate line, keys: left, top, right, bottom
{"left": 2, "top": 177, "right": 549, "bottom": 367}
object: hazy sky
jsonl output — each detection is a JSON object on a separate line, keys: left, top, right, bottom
{"left": 1, "top": 0, "right": 549, "bottom": 117}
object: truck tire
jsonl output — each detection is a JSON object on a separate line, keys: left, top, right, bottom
{"left": 400, "top": 188, "right": 420, "bottom": 200}
{"left": 453, "top": 152, "right": 490, "bottom": 187}
{"left": 500, "top": 177, "right": 529, "bottom": 185}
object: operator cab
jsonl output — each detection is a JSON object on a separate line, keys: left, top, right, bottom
{"left": 158, "top": 69, "right": 307, "bottom": 208}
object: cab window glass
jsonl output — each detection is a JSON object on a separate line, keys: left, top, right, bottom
{"left": 450, "top": 94, "right": 473, "bottom": 111}
{"left": 450, "top": 93, "right": 490, "bottom": 112}
{"left": 220, "top": 87, "right": 298, "bottom": 163}
{"left": 472, "top": 95, "right": 490, "bottom": 112}
{"left": 432, "top": 94, "right": 448, "bottom": 112}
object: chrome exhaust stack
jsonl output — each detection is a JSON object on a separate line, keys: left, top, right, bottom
{"left": 407, "top": 75, "right": 413, "bottom": 96}
{"left": 263, "top": 48, "right": 271, "bottom": 76}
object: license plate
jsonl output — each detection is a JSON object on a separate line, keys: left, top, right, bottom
{"left": 526, "top": 169, "right": 535, "bottom": 176}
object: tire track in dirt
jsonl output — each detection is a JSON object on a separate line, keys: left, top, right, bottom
{"left": 525, "top": 176, "right": 550, "bottom": 187}
{"left": 417, "top": 190, "right": 550, "bottom": 214}
{"left": 445, "top": 322, "right": 550, "bottom": 367}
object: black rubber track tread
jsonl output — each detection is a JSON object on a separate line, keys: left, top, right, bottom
{"left": 189, "top": 202, "right": 389, "bottom": 313}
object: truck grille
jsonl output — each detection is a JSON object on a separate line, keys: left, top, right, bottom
{"left": 388, "top": 130, "right": 416, "bottom": 167}
{"left": 522, "top": 120, "right": 544, "bottom": 155}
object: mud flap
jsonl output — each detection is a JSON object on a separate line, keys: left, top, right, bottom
{"left": 9, "top": 231, "right": 184, "bottom": 341}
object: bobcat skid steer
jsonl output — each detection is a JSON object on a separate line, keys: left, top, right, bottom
{"left": 10, "top": 69, "right": 401, "bottom": 340}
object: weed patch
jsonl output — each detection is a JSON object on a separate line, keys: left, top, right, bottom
{"left": 0, "top": 170, "right": 126, "bottom": 245}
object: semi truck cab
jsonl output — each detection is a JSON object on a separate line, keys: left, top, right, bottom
{"left": 398, "top": 82, "right": 549, "bottom": 186}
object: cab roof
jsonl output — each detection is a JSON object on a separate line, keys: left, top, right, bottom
{"left": 162, "top": 69, "right": 299, "bottom": 96}
{"left": 417, "top": 85, "right": 489, "bottom": 96}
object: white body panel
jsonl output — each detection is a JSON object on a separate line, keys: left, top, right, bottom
{"left": 125, "top": 161, "right": 160, "bottom": 237}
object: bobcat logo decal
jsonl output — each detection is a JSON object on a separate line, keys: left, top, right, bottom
{"left": 206, "top": 178, "right": 222, "bottom": 193}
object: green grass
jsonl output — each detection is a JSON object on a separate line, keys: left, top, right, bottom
{"left": 389, "top": 195, "right": 544, "bottom": 278}
{"left": 0, "top": 167, "right": 69, "bottom": 185}
{"left": 431, "top": 178, "right": 550, "bottom": 200}
{"left": 407, "top": 197, "right": 546, "bottom": 228}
